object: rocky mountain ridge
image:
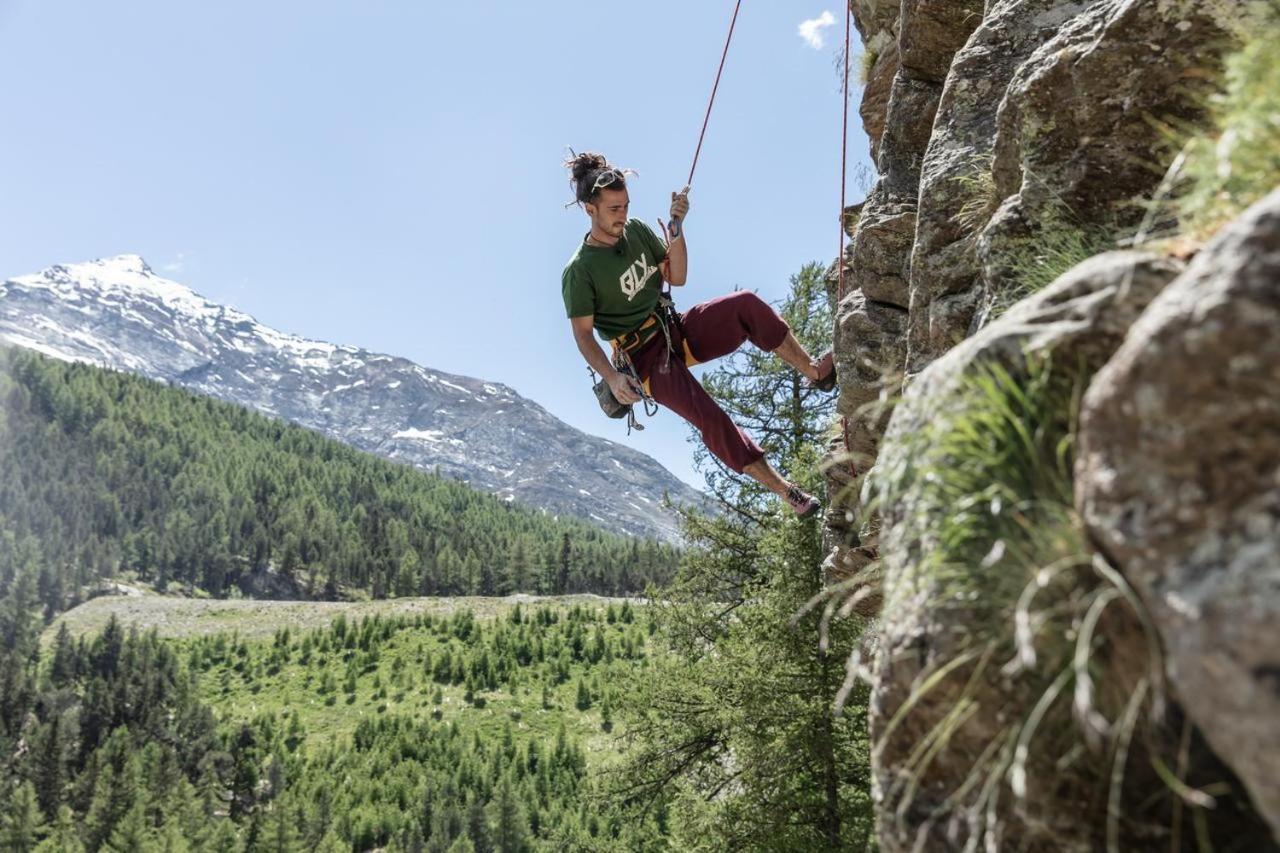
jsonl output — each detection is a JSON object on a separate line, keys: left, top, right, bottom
{"left": 0, "top": 254, "right": 702, "bottom": 542}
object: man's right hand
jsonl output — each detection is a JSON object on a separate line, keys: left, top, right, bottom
{"left": 607, "top": 370, "right": 644, "bottom": 405}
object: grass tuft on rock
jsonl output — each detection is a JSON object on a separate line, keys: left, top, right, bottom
{"left": 993, "top": 203, "right": 1115, "bottom": 316}
{"left": 953, "top": 155, "right": 1000, "bottom": 243}
{"left": 875, "top": 355, "right": 1081, "bottom": 626}
{"left": 863, "top": 354, "right": 1264, "bottom": 849}
{"left": 1175, "top": 2, "right": 1280, "bottom": 238}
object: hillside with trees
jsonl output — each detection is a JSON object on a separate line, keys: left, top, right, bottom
{"left": 0, "top": 347, "right": 677, "bottom": 620}
{"left": 0, "top": 597, "right": 663, "bottom": 851}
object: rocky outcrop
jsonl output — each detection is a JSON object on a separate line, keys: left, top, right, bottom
{"left": 827, "top": 0, "right": 1227, "bottom": 584}
{"left": 823, "top": 0, "right": 981, "bottom": 587}
{"left": 827, "top": 0, "right": 1280, "bottom": 847}
{"left": 870, "top": 252, "right": 1187, "bottom": 851}
{"left": 1078, "top": 189, "right": 1280, "bottom": 838}
{"left": 907, "top": 0, "right": 1226, "bottom": 370}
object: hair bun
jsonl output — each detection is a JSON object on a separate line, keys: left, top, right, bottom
{"left": 565, "top": 151, "right": 609, "bottom": 183}
{"left": 563, "top": 150, "right": 630, "bottom": 205}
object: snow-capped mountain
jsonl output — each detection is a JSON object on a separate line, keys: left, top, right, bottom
{"left": 1, "top": 255, "right": 702, "bottom": 542}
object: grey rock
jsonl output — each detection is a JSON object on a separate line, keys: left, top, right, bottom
{"left": 871, "top": 250, "right": 1183, "bottom": 851}
{"left": 907, "top": 0, "right": 1082, "bottom": 372}
{"left": 825, "top": 0, "right": 984, "bottom": 603}
{"left": 834, "top": 289, "right": 908, "bottom": 416}
{"left": 876, "top": 72, "right": 944, "bottom": 198}
{"left": 849, "top": 201, "right": 915, "bottom": 310}
{"left": 861, "top": 40, "right": 901, "bottom": 164}
{"left": 979, "top": 0, "right": 1230, "bottom": 304}
{"left": 1077, "top": 189, "right": 1280, "bottom": 840}
{"left": 851, "top": 0, "right": 899, "bottom": 46}
{"left": 899, "top": 0, "right": 985, "bottom": 83}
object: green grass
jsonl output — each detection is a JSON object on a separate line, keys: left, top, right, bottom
{"left": 859, "top": 46, "right": 878, "bottom": 85}
{"left": 40, "top": 585, "right": 635, "bottom": 647}
{"left": 953, "top": 154, "right": 999, "bottom": 241}
{"left": 1174, "top": 2, "right": 1280, "bottom": 237}
{"left": 994, "top": 201, "right": 1115, "bottom": 315}
{"left": 873, "top": 355, "right": 1082, "bottom": 624}
{"left": 863, "top": 354, "right": 1235, "bottom": 848}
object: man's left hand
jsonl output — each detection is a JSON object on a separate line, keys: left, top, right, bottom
{"left": 670, "top": 185, "right": 691, "bottom": 223}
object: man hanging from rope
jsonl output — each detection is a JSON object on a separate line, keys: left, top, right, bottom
{"left": 561, "top": 152, "right": 836, "bottom": 517}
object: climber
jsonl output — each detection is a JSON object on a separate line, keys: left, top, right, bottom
{"left": 560, "top": 152, "right": 836, "bottom": 517}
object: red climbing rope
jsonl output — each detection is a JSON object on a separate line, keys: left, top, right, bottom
{"left": 838, "top": 0, "right": 851, "bottom": 302}
{"left": 688, "top": 0, "right": 744, "bottom": 187}
{"left": 838, "top": 1, "right": 857, "bottom": 478}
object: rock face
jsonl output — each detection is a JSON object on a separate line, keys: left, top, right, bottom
{"left": 828, "top": 0, "right": 1280, "bottom": 848}
{"left": 1077, "top": 190, "right": 1280, "bottom": 838}
{"left": 823, "top": 0, "right": 981, "bottom": 587}
{"left": 0, "top": 255, "right": 704, "bottom": 543}
{"left": 871, "top": 252, "right": 1185, "bottom": 851}
{"left": 826, "top": 0, "right": 1225, "bottom": 583}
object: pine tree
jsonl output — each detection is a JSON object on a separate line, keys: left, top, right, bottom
{"left": 1, "top": 781, "right": 46, "bottom": 853}
{"left": 32, "top": 805, "right": 84, "bottom": 853}
{"left": 229, "top": 723, "right": 261, "bottom": 819}
{"left": 465, "top": 793, "right": 493, "bottom": 853}
{"left": 31, "top": 715, "right": 65, "bottom": 818}
{"left": 155, "top": 816, "right": 193, "bottom": 853}
{"left": 199, "top": 818, "right": 242, "bottom": 853}
{"left": 610, "top": 264, "right": 874, "bottom": 849}
{"left": 574, "top": 677, "right": 591, "bottom": 711}
{"left": 48, "top": 622, "right": 77, "bottom": 687}
{"left": 84, "top": 748, "right": 135, "bottom": 851}
{"left": 488, "top": 778, "right": 527, "bottom": 853}
{"left": 104, "top": 799, "right": 154, "bottom": 852}
{"left": 557, "top": 535, "right": 571, "bottom": 595}
{"left": 253, "top": 801, "right": 303, "bottom": 853}
{"left": 600, "top": 694, "right": 614, "bottom": 733}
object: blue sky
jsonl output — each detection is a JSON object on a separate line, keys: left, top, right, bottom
{"left": 0, "top": 1, "right": 870, "bottom": 489}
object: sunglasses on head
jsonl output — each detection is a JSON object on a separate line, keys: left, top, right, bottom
{"left": 589, "top": 168, "right": 626, "bottom": 195}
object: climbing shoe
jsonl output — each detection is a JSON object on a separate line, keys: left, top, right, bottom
{"left": 784, "top": 484, "right": 821, "bottom": 518}
{"left": 807, "top": 350, "right": 837, "bottom": 392}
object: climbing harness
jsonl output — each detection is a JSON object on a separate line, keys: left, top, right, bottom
{"left": 593, "top": 286, "right": 682, "bottom": 435}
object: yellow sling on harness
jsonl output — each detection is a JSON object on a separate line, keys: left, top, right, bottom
{"left": 611, "top": 316, "right": 699, "bottom": 397}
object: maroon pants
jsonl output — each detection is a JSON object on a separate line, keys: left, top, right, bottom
{"left": 631, "top": 291, "right": 789, "bottom": 473}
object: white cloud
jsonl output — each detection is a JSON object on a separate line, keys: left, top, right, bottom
{"left": 163, "top": 252, "right": 186, "bottom": 273}
{"left": 798, "top": 11, "right": 836, "bottom": 49}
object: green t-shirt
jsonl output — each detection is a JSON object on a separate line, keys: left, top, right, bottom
{"left": 562, "top": 219, "right": 669, "bottom": 340}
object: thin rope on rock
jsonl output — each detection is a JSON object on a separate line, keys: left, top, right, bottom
{"left": 838, "top": 1, "right": 858, "bottom": 481}
{"left": 839, "top": 0, "right": 851, "bottom": 303}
